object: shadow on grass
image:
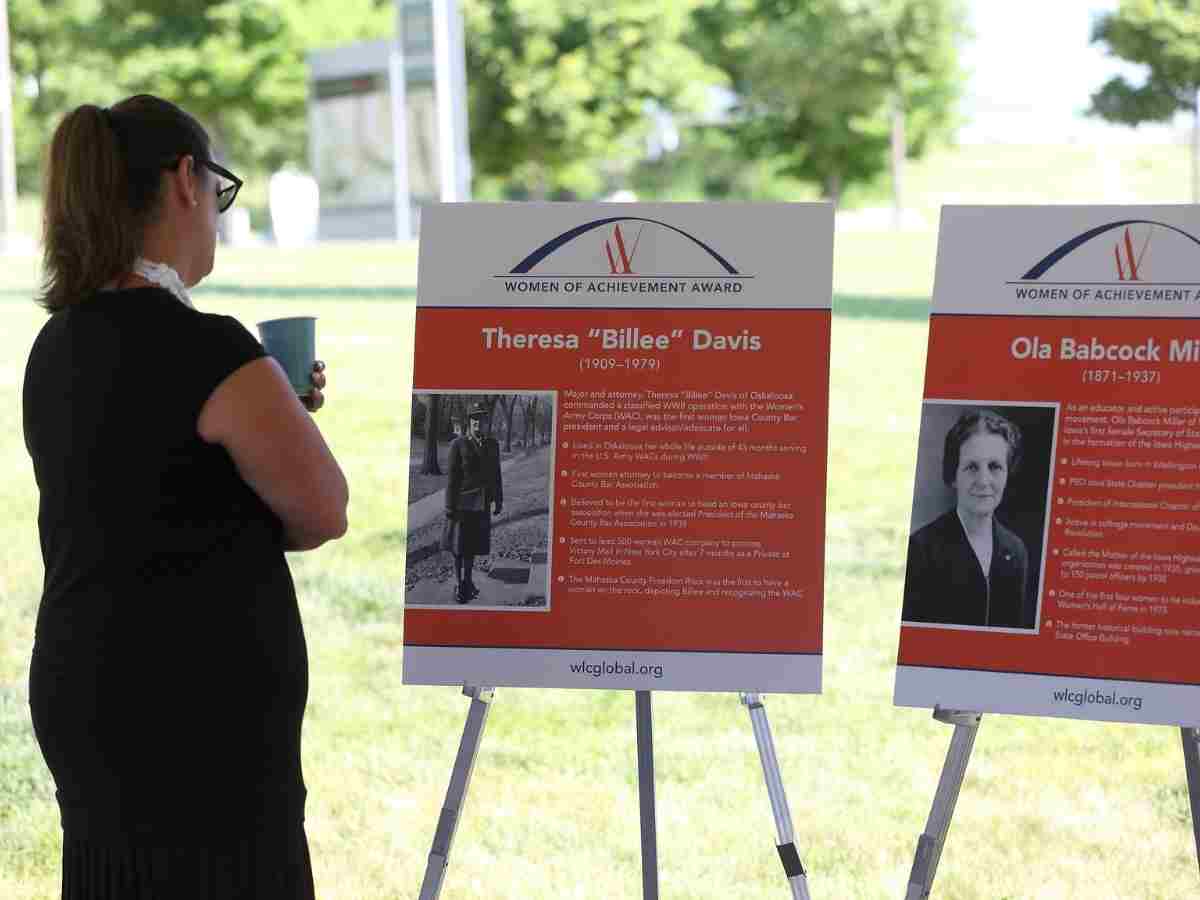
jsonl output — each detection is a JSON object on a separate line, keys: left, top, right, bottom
{"left": 194, "top": 283, "right": 417, "bottom": 300}
{"left": 834, "top": 293, "right": 929, "bottom": 322}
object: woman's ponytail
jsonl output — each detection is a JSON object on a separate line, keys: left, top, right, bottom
{"left": 37, "top": 104, "right": 139, "bottom": 311}
{"left": 36, "top": 95, "right": 210, "bottom": 312}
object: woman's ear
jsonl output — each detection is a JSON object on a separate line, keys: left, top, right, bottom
{"left": 168, "top": 155, "right": 201, "bottom": 209}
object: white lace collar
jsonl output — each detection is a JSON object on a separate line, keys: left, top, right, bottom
{"left": 132, "top": 257, "right": 193, "bottom": 309}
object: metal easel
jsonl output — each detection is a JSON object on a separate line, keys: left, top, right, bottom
{"left": 419, "top": 685, "right": 494, "bottom": 900}
{"left": 419, "top": 686, "right": 811, "bottom": 898}
{"left": 906, "top": 716, "right": 1200, "bottom": 898}
{"left": 633, "top": 690, "right": 811, "bottom": 899}
{"left": 635, "top": 691, "right": 659, "bottom": 898}
{"left": 904, "top": 708, "right": 982, "bottom": 900}
{"left": 740, "top": 692, "right": 813, "bottom": 900}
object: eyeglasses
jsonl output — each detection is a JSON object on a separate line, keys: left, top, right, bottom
{"left": 165, "top": 156, "right": 243, "bottom": 213}
{"left": 202, "top": 159, "right": 243, "bottom": 213}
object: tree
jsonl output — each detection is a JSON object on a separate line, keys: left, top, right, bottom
{"left": 9, "top": 0, "right": 112, "bottom": 191}
{"left": 690, "top": 0, "right": 966, "bottom": 206}
{"left": 462, "top": 0, "right": 723, "bottom": 198}
{"left": 875, "top": 0, "right": 966, "bottom": 223}
{"left": 1088, "top": 0, "right": 1200, "bottom": 201}
{"left": 421, "top": 394, "right": 442, "bottom": 475}
{"left": 6, "top": 0, "right": 392, "bottom": 192}
{"left": 523, "top": 395, "right": 539, "bottom": 449}
{"left": 93, "top": 2, "right": 312, "bottom": 169}
{"left": 540, "top": 395, "right": 554, "bottom": 444}
{"left": 496, "top": 394, "right": 517, "bottom": 452}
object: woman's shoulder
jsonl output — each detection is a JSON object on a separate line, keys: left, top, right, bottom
{"left": 910, "top": 509, "right": 960, "bottom": 545}
{"left": 993, "top": 517, "right": 1029, "bottom": 555}
{"left": 63, "top": 288, "right": 247, "bottom": 338}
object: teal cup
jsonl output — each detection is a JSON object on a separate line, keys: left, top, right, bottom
{"left": 257, "top": 316, "right": 317, "bottom": 395}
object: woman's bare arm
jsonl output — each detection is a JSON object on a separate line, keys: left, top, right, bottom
{"left": 197, "top": 357, "right": 348, "bottom": 550}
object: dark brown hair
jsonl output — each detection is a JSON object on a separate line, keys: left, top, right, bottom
{"left": 37, "top": 94, "right": 210, "bottom": 311}
{"left": 942, "top": 409, "right": 1023, "bottom": 485}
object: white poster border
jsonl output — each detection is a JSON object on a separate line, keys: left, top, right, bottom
{"left": 895, "top": 664, "right": 1200, "bottom": 727}
{"left": 404, "top": 646, "right": 822, "bottom": 693}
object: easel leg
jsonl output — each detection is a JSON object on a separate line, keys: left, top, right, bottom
{"left": 739, "top": 693, "right": 812, "bottom": 900}
{"left": 904, "top": 708, "right": 981, "bottom": 900}
{"left": 635, "top": 690, "right": 659, "bottom": 900}
{"left": 419, "top": 686, "right": 495, "bottom": 900}
{"left": 1180, "top": 726, "right": 1200, "bottom": 875}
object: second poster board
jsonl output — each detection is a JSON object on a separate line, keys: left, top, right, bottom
{"left": 896, "top": 206, "right": 1200, "bottom": 726}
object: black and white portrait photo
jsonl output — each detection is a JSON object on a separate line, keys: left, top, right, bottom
{"left": 404, "top": 391, "right": 556, "bottom": 610}
{"left": 901, "top": 401, "right": 1057, "bottom": 630}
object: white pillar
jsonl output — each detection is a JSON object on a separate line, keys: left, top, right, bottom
{"left": 431, "top": 0, "right": 471, "bottom": 202}
{"left": 0, "top": 1, "right": 19, "bottom": 249}
{"left": 1192, "top": 88, "right": 1199, "bottom": 204}
{"left": 389, "top": 42, "right": 413, "bottom": 240}
{"left": 891, "top": 95, "right": 905, "bottom": 230}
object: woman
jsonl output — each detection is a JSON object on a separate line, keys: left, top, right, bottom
{"left": 902, "top": 410, "right": 1031, "bottom": 628}
{"left": 23, "top": 95, "right": 348, "bottom": 898}
{"left": 444, "top": 404, "right": 504, "bottom": 604}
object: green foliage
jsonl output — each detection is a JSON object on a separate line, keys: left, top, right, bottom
{"left": 8, "top": 0, "right": 112, "bottom": 190}
{"left": 10, "top": 0, "right": 726, "bottom": 200}
{"left": 689, "top": 0, "right": 967, "bottom": 204}
{"left": 630, "top": 126, "right": 817, "bottom": 201}
{"left": 462, "top": 0, "right": 724, "bottom": 198}
{"left": 1088, "top": 0, "right": 1200, "bottom": 125}
{"left": 7, "top": 0, "right": 394, "bottom": 192}
{"left": 98, "top": 2, "right": 309, "bottom": 169}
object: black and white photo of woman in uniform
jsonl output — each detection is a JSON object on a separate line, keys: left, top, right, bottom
{"left": 405, "top": 391, "right": 554, "bottom": 609}
{"left": 902, "top": 406, "right": 1054, "bottom": 629}
{"left": 444, "top": 403, "right": 504, "bottom": 603}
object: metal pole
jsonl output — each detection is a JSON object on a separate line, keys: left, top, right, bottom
{"left": 904, "top": 709, "right": 982, "bottom": 900}
{"left": 890, "top": 95, "right": 905, "bottom": 230}
{"left": 390, "top": 2, "right": 413, "bottom": 240}
{"left": 1181, "top": 727, "right": 1200, "bottom": 874}
{"left": 1192, "top": 91, "right": 1199, "bottom": 204}
{"left": 419, "top": 685, "right": 495, "bottom": 900}
{"left": 635, "top": 690, "right": 659, "bottom": 900}
{"left": 431, "top": 0, "right": 471, "bottom": 202}
{"left": 0, "top": 0, "right": 18, "bottom": 250}
{"left": 740, "top": 693, "right": 812, "bottom": 900}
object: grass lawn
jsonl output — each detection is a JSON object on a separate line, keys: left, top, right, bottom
{"left": 2, "top": 215, "right": 1198, "bottom": 898}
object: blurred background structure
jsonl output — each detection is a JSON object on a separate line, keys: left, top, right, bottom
{"left": 0, "top": 0, "right": 1196, "bottom": 250}
{"left": 308, "top": 0, "right": 470, "bottom": 240}
{"left": 4, "top": 3, "right": 1200, "bottom": 899}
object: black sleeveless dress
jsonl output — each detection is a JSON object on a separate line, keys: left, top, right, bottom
{"left": 22, "top": 287, "right": 314, "bottom": 899}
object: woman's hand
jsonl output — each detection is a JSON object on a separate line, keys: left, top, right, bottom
{"left": 302, "top": 360, "right": 326, "bottom": 413}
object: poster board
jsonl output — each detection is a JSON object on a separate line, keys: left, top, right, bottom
{"left": 895, "top": 205, "right": 1200, "bottom": 726}
{"left": 403, "top": 203, "right": 832, "bottom": 691}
